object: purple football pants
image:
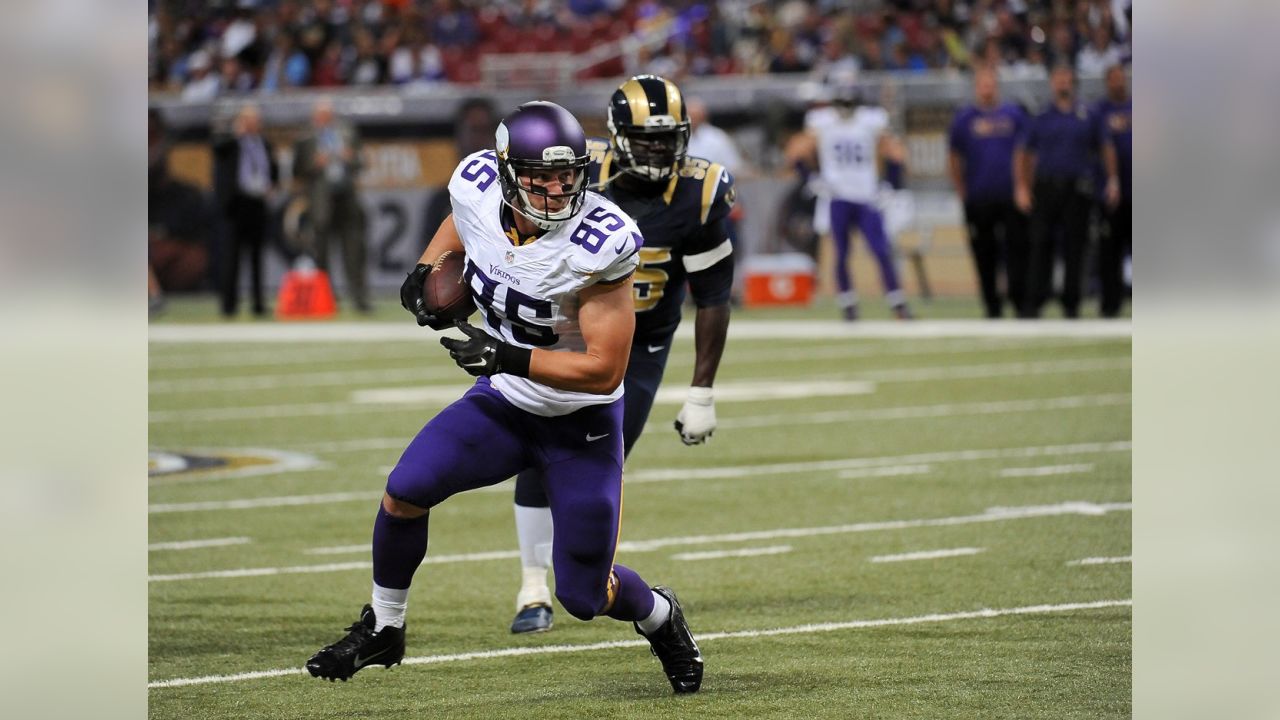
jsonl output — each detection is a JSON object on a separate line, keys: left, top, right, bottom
{"left": 382, "top": 378, "right": 655, "bottom": 623}
{"left": 830, "top": 199, "right": 901, "bottom": 295}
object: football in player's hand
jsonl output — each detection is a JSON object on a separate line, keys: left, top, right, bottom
{"left": 424, "top": 251, "right": 476, "bottom": 323}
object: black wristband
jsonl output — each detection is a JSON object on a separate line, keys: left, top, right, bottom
{"left": 495, "top": 342, "right": 532, "bottom": 378}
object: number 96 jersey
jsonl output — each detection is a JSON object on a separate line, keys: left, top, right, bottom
{"left": 448, "top": 150, "right": 643, "bottom": 417}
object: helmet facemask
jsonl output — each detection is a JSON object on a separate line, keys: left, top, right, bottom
{"left": 608, "top": 112, "right": 690, "bottom": 182}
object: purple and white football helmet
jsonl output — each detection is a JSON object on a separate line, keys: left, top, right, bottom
{"left": 495, "top": 101, "right": 591, "bottom": 231}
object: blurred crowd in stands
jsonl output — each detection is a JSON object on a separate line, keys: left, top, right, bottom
{"left": 150, "top": 0, "right": 1132, "bottom": 98}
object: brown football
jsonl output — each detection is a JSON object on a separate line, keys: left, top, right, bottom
{"left": 423, "top": 250, "right": 476, "bottom": 323}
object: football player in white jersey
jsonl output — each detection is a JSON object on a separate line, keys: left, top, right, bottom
{"left": 306, "top": 102, "right": 703, "bottom": 695}
{"left": 791, "top": 86, "right": 912, "bottom": 320}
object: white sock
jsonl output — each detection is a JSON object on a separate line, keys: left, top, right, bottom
{"left": 636, "top": 590, "right": 672, "bottom": 635}
{"left": 837, "top": 290, "right": 859, "bottom": 309}
{"left": 516, "top": 566, "right": 552, "bottom": 610}
{"left": 514, "top": 504, "right": 553, "bottom": 609}
{"left": 885, "top": 289, "right": 906, "bottom": 307}
{"left": 371, "top": 583, "right": 408, "bottom": 631}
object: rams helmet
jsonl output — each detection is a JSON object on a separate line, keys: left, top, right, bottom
{"left": 606, "top": 74, "right": 690, "bottom": 182}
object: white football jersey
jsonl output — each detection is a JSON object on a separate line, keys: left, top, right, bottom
{"left": 808, "top": 105, "right": 890, "bottom": 203}
{"left": 448, "top": 150, "right": 642, "bottom": 417}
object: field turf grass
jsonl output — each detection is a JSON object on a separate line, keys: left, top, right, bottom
{"left": 149, "top": 300, "right": 1130, "bottom": 719}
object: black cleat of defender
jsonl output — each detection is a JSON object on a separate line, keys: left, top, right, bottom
{"left": 510, "top": 603, "right": 554, "bottom": 634}
{"left": 635, "top": 586, "right": 703, "bottom": 694}
{"left": 306, "top": 605, "right": 405, "bottom": 681}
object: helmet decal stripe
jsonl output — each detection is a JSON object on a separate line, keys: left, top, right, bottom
{"left": 621, "top": 78, "right": 650, "bottom": 125}
{"left": 665, "top": 79, "right": 683, "bottom": 122}
{"left": 642, "top": 76, "right": 668, "bottom": 117}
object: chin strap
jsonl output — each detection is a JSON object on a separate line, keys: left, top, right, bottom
{"left": 500, "top": 194, "right": 570, "bottom": 232}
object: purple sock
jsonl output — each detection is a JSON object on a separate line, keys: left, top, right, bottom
{"left": 371, "top": 504, "right": 429, "bottom": 589}
{"left": 604, "top": 564, "right": 656, "bottom": 622}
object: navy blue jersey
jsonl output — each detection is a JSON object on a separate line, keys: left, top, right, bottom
{"left": 587, "top": 137, "right": 736, "bottom": 339}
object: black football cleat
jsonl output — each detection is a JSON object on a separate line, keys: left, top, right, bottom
{"left": 635, "top": 586, "right": 703, "bottom": 694}
{"left": 893, "top": 303, "right": 914, "bottom": 320}
{"left": 510, "top": 603, "right": 554, "bottom": 634}
{"left": 306, "top": 604, "right": 405, "bottom": 681}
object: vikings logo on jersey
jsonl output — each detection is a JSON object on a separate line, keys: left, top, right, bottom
{"left": 448, "top": 148, "right": 641, "bottom": 417}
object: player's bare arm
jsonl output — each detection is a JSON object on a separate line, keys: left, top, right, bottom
{"left": 528, "top": 278, "right": 635, "bottom": 395}
{"left": 400, "top": 214, "right": 463, "bottom": 329}
{"left": 877, "top": 132, "right": 906, "bottom": 166}
{"left": 784, "top": 130, "right": 818, "bottom": 171}
{"left": 419, "top": 213, "right": 464, "bottom": 266}
{"left": 1102, "top": 141, "right": 1121, "bottom": 209}
{"left": 1013, "top": 147, "right": 1035, "bottom": 212}
{"left": 691, "top": 303, "right": 728, "bottom": 389}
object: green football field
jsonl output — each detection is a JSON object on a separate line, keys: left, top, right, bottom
{"left": 148, "top": 307, "right": 1131, "bottom": 719}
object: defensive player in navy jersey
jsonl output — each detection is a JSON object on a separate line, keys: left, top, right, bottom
{"left": 1093, "top": 65, "right": 1131, "bottom": 318}
{"left": 507, "top": 75, "right": 735, "bottom": 635}
{"left": 305, "top": 101, "right": 703, "bottom": 694}
{"left": 949, "top": 67, "right": 1031, "bottom": 318}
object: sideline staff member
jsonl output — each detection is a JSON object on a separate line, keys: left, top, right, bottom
{"left": 1015, "top": 64, "right": 1095, "bottom": 319}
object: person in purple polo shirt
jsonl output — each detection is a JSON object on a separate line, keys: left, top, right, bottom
{"left": 1094, "top": 64, "right": 1132, "bottom": 318}
{"left": 1015, "top": 63, "right": 1097, "bottom": 319}
{"left": 948, "top": 66, "right": 1031, "bottom": 318}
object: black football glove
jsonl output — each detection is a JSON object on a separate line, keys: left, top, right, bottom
{"left": 439, "top": 321, "right": 531, "bottom": 378}
{"left": 399, "top": 263, "right": 450, "bottom": 330}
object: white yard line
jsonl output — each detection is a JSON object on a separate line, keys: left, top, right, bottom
{"left": 282, "top": 394, "right": 1128, "bottom": 455}
{"left": 836, "top": 464, "right": 932, "bottom": 480}
{"left": 1067, "top": 556, "right": 1132, "bottom": 566}
{"left": 149, "top": 344, "right": 432, "bottom": 371}
{"left": 855, "top": 356, "right": 1128, "bottom": 382}
{"left": 693, "top": 336, "right": 1120, "bottom": 366}
{"left": 147, "top": 598, "right": 1131, "bottom": 688}
{"left": 350, "top": 379, "right": 878, "bottom": 408}
{"left": 151, "top": 358, "right": 1129, "bottom": 424}
{"left": 672, "top": 545, "right": 793, "bottom": 561}
{"left": 149, "top": 490, "right": 379, "bottom": 514}
{"left": 149, "top": 319, "right": 1132, "bottom": 344}
{"left": 149, "top": 401, "right": 399, "bottom": 424}
{"left": 293, "top": 436, "right": 411, "bottom": 454}
{"left": 148, "top": 537, "right": 251, "bottom": 552}
{"left": 149, "top": 367, "right": 457, "bottom": 395}
{"left": 149, "top": 500, "right": 1130, "bottom": 579}
{"left": 150, "top": 561, "right": 372, "bottom": 582}
{"left": 720, "top": 393, "right": 1129, "bottom": 430}
{"left": 150, "top": 440, "right": 1131, "bottom": 514}
{"left": 616, "top": 501, "right": 1131, "bottom": 552}
{"left": 151, "top": 336, "right": 1115, "bottom": 379}
{"left": 999, "top": 463, "right": 1096, "bottom": 478}
{"left": 620, "top": 440, "right": 1131, "bottom": 485}
{"left": 870, "top": 547, "right": 984, "bottom": 563}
